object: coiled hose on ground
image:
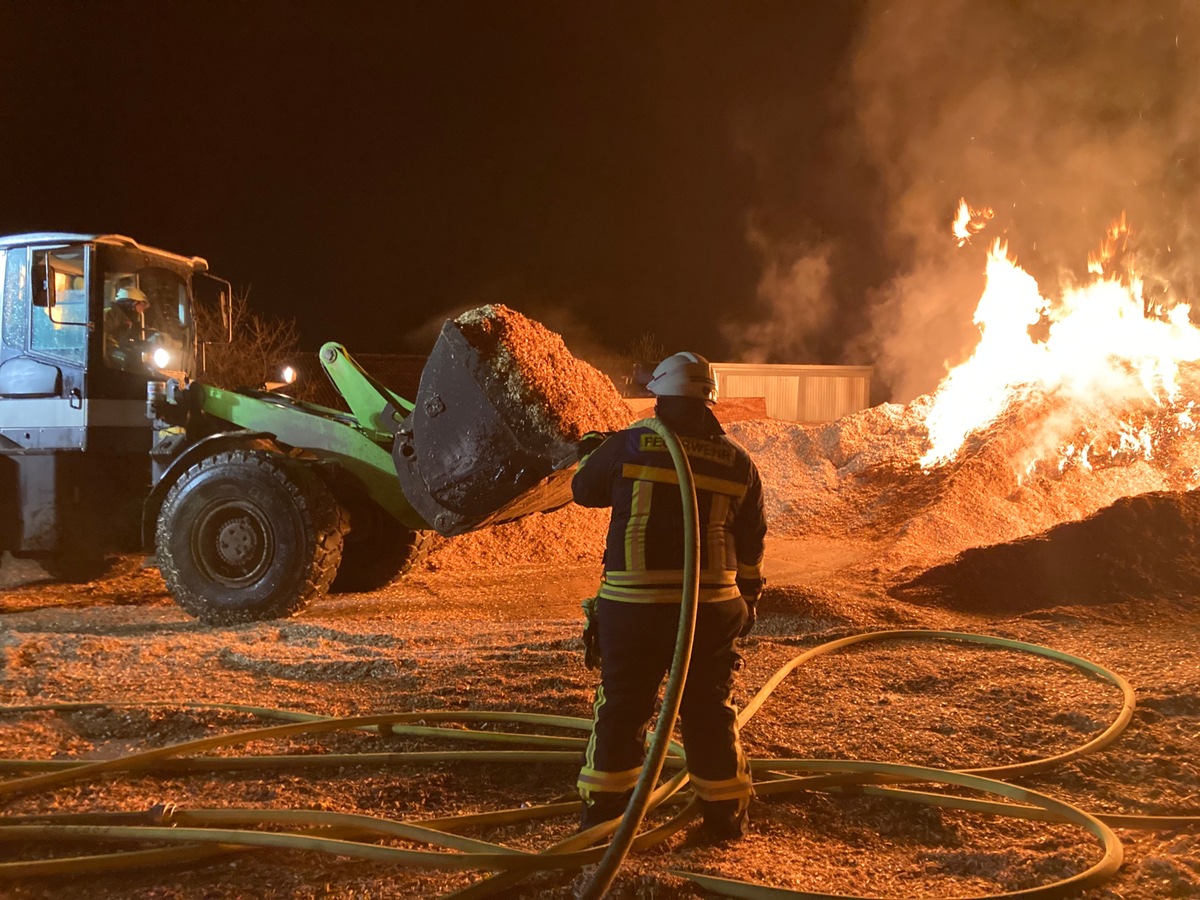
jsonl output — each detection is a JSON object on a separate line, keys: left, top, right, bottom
{"left": 0, "top": 631, "right": 1194, "bottom": 897}
{"left": 0, "top": 417, "right": 1197, "bottom": 897}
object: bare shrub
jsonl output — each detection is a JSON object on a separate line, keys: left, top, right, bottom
{"left": 195, "top": 288, "right": 306, "bottom": 396}
{"left": 626, "top": 330, "right": 666, "bottom": 371}
{"left": 622, "top": 330, "right": 666, "bottom": 396}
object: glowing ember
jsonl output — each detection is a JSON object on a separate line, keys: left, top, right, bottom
{"left": 951, "top": 197, "right": 995, "bottom": 247}
{"left": 921, "top": 225, "right": 1200, "bottom": 471}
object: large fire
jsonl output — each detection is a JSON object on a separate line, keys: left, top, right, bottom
{"left": 920, "top": 204, "right": 1200, "bottom": 473}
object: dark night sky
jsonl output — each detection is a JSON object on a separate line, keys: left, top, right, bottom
{"left": 5, "top": 2, "right": 1194, "bottom": 402}
{"left": 0, "top": 1, "right": 868, "bottom": 362}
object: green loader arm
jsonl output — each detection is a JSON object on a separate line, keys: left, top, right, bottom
{"left": 193, "top": 334, "right": 579, "bottom": 538}
{"left": 192, "top": 342, "right": 427, "bottom": 531}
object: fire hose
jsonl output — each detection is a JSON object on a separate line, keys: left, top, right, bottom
{"left": 577, "top": 416, "right": 701, "bottom": 899}
{"left": 0, "top": 634, "right": 1195, "bottom": 897}
{"left": 0, "top": 419, "right": 1197, "bottom": 896}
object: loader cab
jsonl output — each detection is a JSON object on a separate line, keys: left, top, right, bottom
{"left": 0, "top": 234, "right": 209, "bottom": 429}
{"left": 97, "top": 255, "right": 196, "bottom": 382}
{"left": 0, "top": 232, "right": 219, "bottom": 567}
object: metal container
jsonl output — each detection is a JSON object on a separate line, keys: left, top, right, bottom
{"left": 711, "top": 363, "right": 872, "bottom": 423}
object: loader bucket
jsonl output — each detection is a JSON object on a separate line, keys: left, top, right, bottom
{"left": 391, "top": 320, "right": 579, "bottom": 536}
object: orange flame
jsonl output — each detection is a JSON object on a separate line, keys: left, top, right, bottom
{"left": 1087, "top": 211, "right": 1131, "bottom": 278}
{"left": 952, "top": 197, "right": 995, "bottom": 247}
{"left": 921, "top": 219, "right": 1200, "bottom": 470}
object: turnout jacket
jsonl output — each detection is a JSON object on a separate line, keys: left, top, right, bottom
{"left": 572, "top": 406, "right": 767, "bottom": 604}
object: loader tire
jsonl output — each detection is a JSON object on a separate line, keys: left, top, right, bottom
{"left": 156, "top": 450, "right": 346, "bottom": 625}
{"left": 330, "top": 494, "right": 430, "bottom": 593}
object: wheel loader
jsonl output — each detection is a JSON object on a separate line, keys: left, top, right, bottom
{"left": 0, "top": 233, "right": 581, "bottom": 623}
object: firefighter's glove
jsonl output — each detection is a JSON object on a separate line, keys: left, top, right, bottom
{"left": 581, "top": 596, "right": 601, "bottom": 669}
{"left": 736, "top": 576, "right": 765, "bottom": 638}
{"left": 577, "top": 431, "right": 609, "bottom": 460}
{"left": 739, "top": 599, "right": 758, "bottom": 638}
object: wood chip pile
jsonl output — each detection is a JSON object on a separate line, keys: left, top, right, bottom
{"left": 454, "top": 304, "right": 633, "bottom": 443}
{"left": 426, "top": 371, "right": 1200, "bottom": 588}
{"left": 893, "top": 488, "right": 1200, "bottom": 610}
{"left": 728, "top": 386, "right": 1200, "bottom": 568}
{"left": 428, "top": 309, "right": 1200, "bottom": 606}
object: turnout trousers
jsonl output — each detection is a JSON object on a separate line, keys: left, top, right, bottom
{"left": 577, "top": 596, "right": 752, "bottom": 820}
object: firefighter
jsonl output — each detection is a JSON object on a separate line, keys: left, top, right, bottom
{"left": 573, "top": 351, "right": 767, "bottom": 841}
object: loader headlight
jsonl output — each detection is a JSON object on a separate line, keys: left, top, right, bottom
{"left": 264, "top": 364, "right": 299, "bottom": 393}
{"left": 152, "top": 347, "right": 173, "bottom": 369}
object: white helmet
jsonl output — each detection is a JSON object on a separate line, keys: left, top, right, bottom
{"left": 646, "top": 351, "right": 718, "bottom": 404}
{"left": 116, "top": 286, "right": 148, "bottom": 305}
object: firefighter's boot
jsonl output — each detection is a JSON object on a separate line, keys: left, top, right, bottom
{"left": 700, "top": 799, "right": 750, "bottom": 842}
{"left": 579, "top": 790, "right": 632, "bottom": 830}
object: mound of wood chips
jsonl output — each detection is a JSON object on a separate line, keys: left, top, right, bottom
{"left": 893, "top": 487, "right": 1200, "bottom": 610}
{"left": 454, "top": 304, "right": 633, "bottom": 443}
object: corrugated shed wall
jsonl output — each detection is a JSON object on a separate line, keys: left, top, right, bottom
{"left": 711, "top": 363, "right": 871, "bottom": 423}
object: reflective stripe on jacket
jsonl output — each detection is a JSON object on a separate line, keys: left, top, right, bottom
{"left": 572, "top": 416, "right": 766, "bottom": 604}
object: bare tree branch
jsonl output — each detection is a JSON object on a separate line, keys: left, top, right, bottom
{"left": 194, "top": 288, "right": 307, "bottom": 396}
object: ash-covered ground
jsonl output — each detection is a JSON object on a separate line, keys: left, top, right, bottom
{"left": 1, "top": 392, "right": 1198, "bottom": 898}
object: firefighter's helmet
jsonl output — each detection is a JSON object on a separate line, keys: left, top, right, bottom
{"left": 646, "top": 352, "right": 718, "bottom": 404}
{"left": 116, "top": 286, "right": 149, "bottom": 306}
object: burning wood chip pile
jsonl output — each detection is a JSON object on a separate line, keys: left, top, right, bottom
{"left": 734, "top": 388, "right": 1200, "bottom": 566}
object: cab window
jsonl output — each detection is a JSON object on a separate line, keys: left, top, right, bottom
{"left": 103, "top": 265, "right": 190, "bottom": 373}
{"left": 31, "top": 248, "right": 88, "bottom": 364}
{"left": 2, "top": 249, "right": 26, "bottom": 352}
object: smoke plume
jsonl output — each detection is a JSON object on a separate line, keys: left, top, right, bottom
{"left": 721, "top": 224, "right": 836, "bottom": 363}
{"left": 733, "top": 1, "right": 1200, "bottom": 403}
{"left": 852, "top": 0, "right": 1200, "bottom": 401}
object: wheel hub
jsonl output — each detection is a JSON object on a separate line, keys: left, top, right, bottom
{"left": 193, "top": 500, "right": 274, "bottom": 587}
{"left": 216, "top": 517, "right": 260, "bottom": 567}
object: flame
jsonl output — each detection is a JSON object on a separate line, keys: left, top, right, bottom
{"left": 1087, "top": 211, "right": 1131, "bottom": 278}
{"left": 921, "top": 224, "right": 1200, "bottom": 470}
{"left": 952, "top": 197, "right": 995, "bottom": 247}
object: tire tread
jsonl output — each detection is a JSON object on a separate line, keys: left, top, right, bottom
{"left": 157, "top": 449, "right": 347, "bottom": 625}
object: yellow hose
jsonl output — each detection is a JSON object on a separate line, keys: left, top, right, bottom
{"left": 578, "top": 416, "right": 702, "bottom": 899}
{"left": 0, "top": 628, "right": 1195, "bottom": 895}
{"left": 673, "top": 759, "right": 1122, "bottom": 899}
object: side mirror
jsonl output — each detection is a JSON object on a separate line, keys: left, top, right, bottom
{"left": 220, "top": 287, "right": 233, "bottom": 342}
{"left": 193, "top": 273, "right": 234, "bottom": 343}
{"left": 31, "top": 258, "right": 55, "bottom": 309}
